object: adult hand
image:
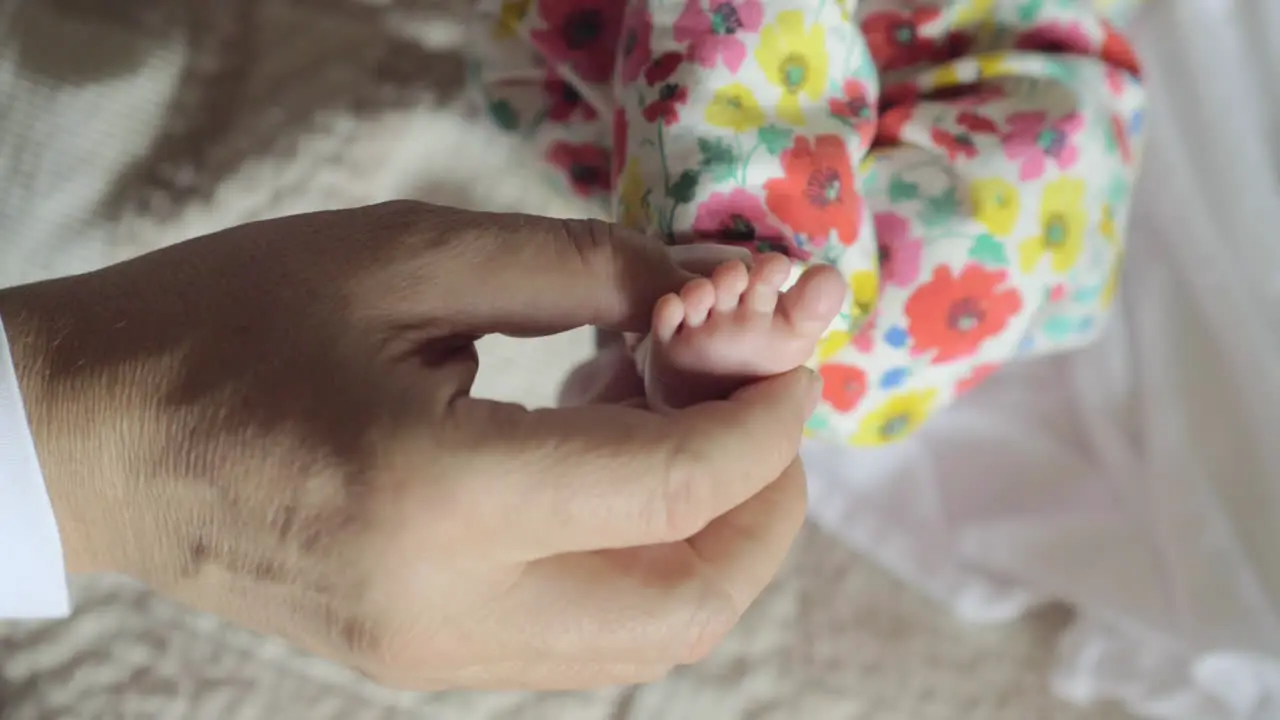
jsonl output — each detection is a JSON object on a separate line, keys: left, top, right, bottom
{"left": 0, "top": 202, "right": 819, "bottom": 690}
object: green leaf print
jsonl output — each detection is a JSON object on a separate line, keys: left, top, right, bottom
{"left": 1041, "top": 314, "right": 1078, "bottom": 340}
{"left": 1107, "top": 177, "right": 1131, "bottom": 207}
{"left": 861, "top": 157, "right": 881, "bottom": 188}
{"left": 697, "top": 137, "right": 738, "bottom": 183}
{"left": 758, "top": 125, "right": 795, "bottom": 155}
{"left": 969, "top": 233, "right": 1009, "bottom": 267}
{"left": 667, "top": 169, "right": 700, "bottom": 204}
{"left": 1042, "top": 58, "right": 1077, "bottom": 84}
{"left": 888, "top": 176, "right": 919, "bottom": 203}
{"left": 805, "top": 411, "right": 831, "bottom": 436}
{"left": 487, "top": 99, "right": 520, "bottom": 132}
{"left": 922, "top": 187, "right": 959, "bottom": 228}
{"left": 1018, "top": 0, "right": 1047, "bottom": 23}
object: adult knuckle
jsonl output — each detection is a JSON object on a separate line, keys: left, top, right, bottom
{"left": 332, "top": 615, "right": 404, "bottom": 685}
{"left": 558, "top": 217, "right": 616, "bottom": 263}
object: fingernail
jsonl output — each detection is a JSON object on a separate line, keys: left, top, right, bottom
{"left": 804, "top": 367, "right": 823, "bottom": 414}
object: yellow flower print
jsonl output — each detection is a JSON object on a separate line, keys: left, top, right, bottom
{"left": 706, "top": 83, "right": 766, "bottom": 133}
{"left": 952, "top": 0, "right": 996, "bottom": 26}
{"left": 850, "top": 269, "right": 878, "bottom": 318}
{"left": 851, "top": 389, "right": 938, "bottom": 447}
{"left": 755, "top": 11, "right": 829, "bottom": 126}
{"left": 617, "top": 160, "right": 651, "bottom": 231}
{"left": 1100, "top": 203, "right": 1118, "bottom": 245}
{"left": 1099, "top": 203, "right": 1124, "bottom": 308}
{"left": 926, "top": 61, "right": 962, "bottom": 90}
{"left": 492, "top": 0, "right": 531, "bottom": 39}
{"left": 1018, "top": 177, "right": 1088, "bottom": 275}
{"left": 815, "top": 331, "right": 849, "bottom": 364}
{"left": 970, "top": 178, "right": 1021, "bottom": 237}
{"left": 975, "top": 53, "right": 1010, "bottom": 78}
{"left": 1100, "top": 250, "right": 1122, "bottom": 309}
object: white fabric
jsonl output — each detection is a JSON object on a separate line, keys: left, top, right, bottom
{"left": 802, "top": 1, "right": 1280, "bottom": 719}
{"left": 0, "top": 319, "right": 70, "bottom": 619}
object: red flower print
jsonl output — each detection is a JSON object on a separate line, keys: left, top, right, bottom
{"left": 935, "top": 29, "right": 973, "bottom": 62}
{"left": 877, "top": 95, "right": 1000, "bottom": 151}
{"left": 642, "top": 83, "right": 689, "bottom": 125}
{"left": 543, "top": 73, "right": 597, "bottom": 123}
{"left": 620, "top": 2, "right": 654, "bottom": 84}
{"left": 956, "top": 363, "right": 998, "bottom": 396}
{"left": 956, "top": 110, "right": 998, "bottom": 135}
{"left": 861, "top": 9, "right": 971, "bottom": 72}
{"left": 819, "top": 363, "right": 868, "bottom": 413}
{"left": 904, "top": 265, "right": 1022, "bottom": 363}
{"left": 1015, "top": 21, "right": 1092, "bottom": 55}
{"left": 644, "top": 51, "right": 684, "bottom": 85}
{"left": 853, "top": 313, "right": 876, "bottom": 352}
{"left": 829, "top": 79, "right": 876, "bottom": 148}
{"left": 875, "top": 102, "right": 915, "bottom": 147}
{"left": 612, "top": 108, "right": 627, "bottom": 180}
{"left": 764, "top": 135, "right": 861, "bottom": 246}
{"left": 1106, "top": 66, "right": 1127, "bottom": 97}
{"left": 545, "top": 141, "right": 611, "bottom": 198}
{"left": 880, "top": 80, "right": 1003, "bottom": 119}
{"left": 531, "top": 0, "right": 624, "bottom": 85}
{"left": 931, "top": 82, "right": 1006, "bottom": 107}
{"left": 1111, "top": 114, "right": 1131, "bottom": 165}
{"left": 880, "top": 82, "right": 920, "bottom": 108}
{"left": 1100, "top": 21, "right": 1142, "bottom": 78}
{"left": 931, "top": 128, "right": 978, "bottom": 161}
{"left": 862, "top": 9, "right": 938, "bottom": 71}
{"left": 673, "top": 0, "right": 765, "bottom": 73}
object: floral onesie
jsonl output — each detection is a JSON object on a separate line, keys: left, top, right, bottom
{"left": 470, "top": 0, "right": 1146, "bottom": 447}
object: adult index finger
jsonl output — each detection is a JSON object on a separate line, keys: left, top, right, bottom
{"left": 447, "top": 367, "right": 821, "bottom": 559}
{"left": 360, "top": 204, "right": 695, "bottom": 335}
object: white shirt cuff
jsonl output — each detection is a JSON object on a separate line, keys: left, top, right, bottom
{"left": 0, "top": 317, "right": 71, "bottom": 619}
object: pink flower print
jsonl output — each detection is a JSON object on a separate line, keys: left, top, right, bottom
{"left": 1106, "top": 66, "right": 1127, "bottom": 97}
{"left": 853, "top": 312, "right": 877, "bottom": 352}
{"left": 620, "top": 3, "right": 654, "bottom": 84}
{"left": 692, "top": 189, "right": 786, "bottom": 246}
{"left": 673, "top": 0, "right": 764, "bottom": 73}
{"left": 1001, "top": 111, "right": 1084, "bottom": 182}
{"left": 873, "top": 212, "right": 923, "bottom": 288}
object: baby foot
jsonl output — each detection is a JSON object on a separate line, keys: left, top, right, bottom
{"left": 642, "top": 253, "right": 846, "bottom": 411}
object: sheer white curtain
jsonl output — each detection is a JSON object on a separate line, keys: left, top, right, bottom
{"left": 802, "top": 2, "right": 1280, "bottom": 718}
